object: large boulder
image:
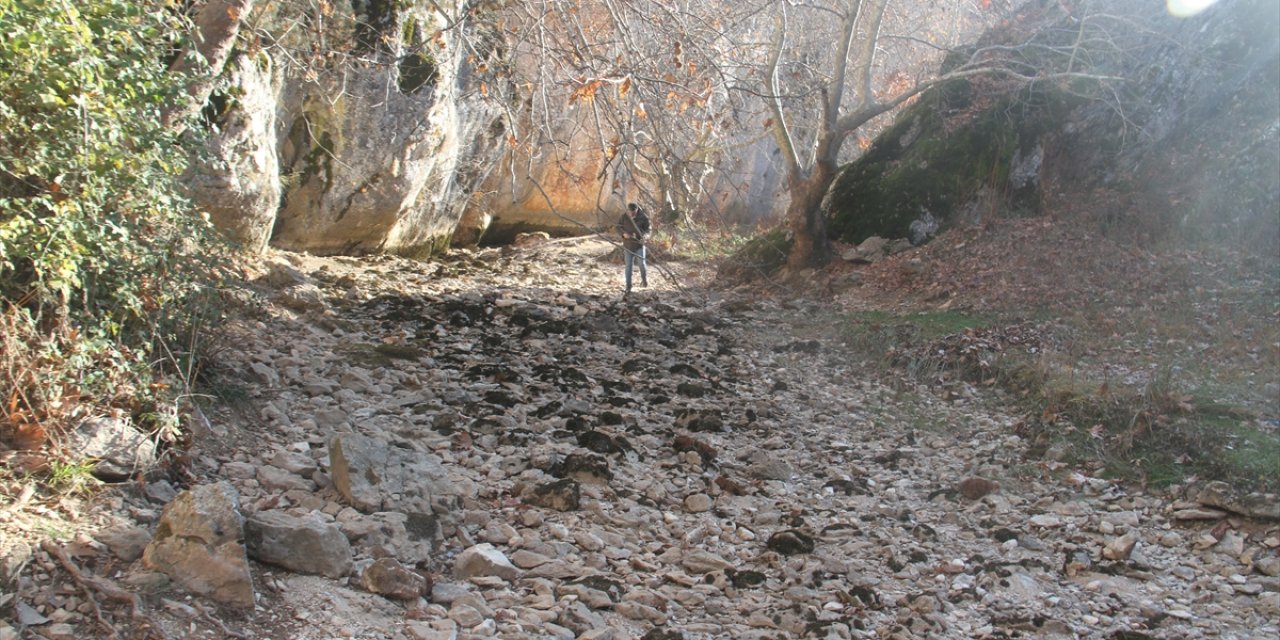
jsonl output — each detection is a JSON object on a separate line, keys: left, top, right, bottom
{"left": 142, "top": 482, "right": 255, "bottom": 608}
{"left": 328, "top": 433, "right": 451, "bottom": 516}
{"left": 245, "top": 510, "right": 353, "bottom": 578}
{"left": 270, "top": 60, "right": 502, "bottom": 256}
{"left": 827, "top": 76, "right": 1074, "bottom": 245}
{"left": 827, "top": 0, "right": 1279, "bottom": 252}
{"left": 68, "top": 416, "right": 157, "bottom": 482}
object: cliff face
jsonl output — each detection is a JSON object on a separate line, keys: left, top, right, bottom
{"left": 268, "top": 58, "right": 502, "bottom": 257}
{"left": 468, "top": 119, "right": 621, "bottom": 244}
{"left": 185, "top": 53, "right": 281, "bottom": 255}
{"left": 465, "top": 124, "right": 793, "bottom": 245}
{"left": 827, "top": 0, "right": 1280, "bottom": 252}
{"left": 191, "top": 0, "right": 1277, "bottom": 256}
{"left": 188, "top": 1, "right": 507, "bottom": 256}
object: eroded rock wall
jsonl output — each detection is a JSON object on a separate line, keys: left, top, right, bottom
{"left": 188, "top": 1, "right": 506, "bottom": 256}
{"left": 466, "top": 122, "right": 793, "bottom": 245}
{"left": 470, "top": 119, "right": 621, "bottom": 244}
{"left": 186, "top": 52, "right": 281, "bottom": 254}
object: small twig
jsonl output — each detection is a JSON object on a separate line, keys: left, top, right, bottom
{"left": 43, "top": 541, "right": 122, "bottom": 639}
{"left": 194, "top": 601, "right": 250, "bottom": 640}
{"left": 42, "top": 540, "right": 169, "bottom": 640}
{"left": 0, "top": 482, "right": 36, "bottom": 514}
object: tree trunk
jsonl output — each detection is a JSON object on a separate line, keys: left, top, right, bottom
{"left": 785, "top": 161, "right": 837, "bottom": 270}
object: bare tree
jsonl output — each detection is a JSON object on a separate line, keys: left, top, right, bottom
{"left": 758, "top": 0, "right": 1071, "bottom": 269}
{"left": 490, "top": 0, "right": 1008, "bottom": 250}
{"left": 486, "top": 0, "right": 773, "bottom": 235}
{"left": 494, "top": 0, "right": 1149, "bottom": 270}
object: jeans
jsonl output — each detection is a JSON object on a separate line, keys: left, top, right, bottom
{"left": 624, "top": 246, "right": 647, "bottom": 291}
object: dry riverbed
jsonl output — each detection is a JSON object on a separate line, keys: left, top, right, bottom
{"left": 2, "top": 236, "right": 1277, "bottom": 640}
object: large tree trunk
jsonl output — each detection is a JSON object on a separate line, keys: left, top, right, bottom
{"left": 785, "top": 161, "right": 837, "bottom": 270}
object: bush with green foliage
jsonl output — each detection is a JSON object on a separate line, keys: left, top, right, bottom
{"left": 0, "top": 0, "right": 225, "bottom": 464}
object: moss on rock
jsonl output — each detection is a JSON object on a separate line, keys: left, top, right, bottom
{"left": 827, "top": 80, "right": 1078, "bottom": 245}
{"left": 398, "top": 16, "right": 439, "bottom": 95}
{"left": 394, "top": 233, "right": 453, "bottom": 259}
{"left": 715, "top": 228, "right": 792, "bottom": 283}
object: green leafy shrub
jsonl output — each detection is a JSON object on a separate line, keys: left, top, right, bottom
{"left": 0, "top": 0, "right": 226, "bottom": 471}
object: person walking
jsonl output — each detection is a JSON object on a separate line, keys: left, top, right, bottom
{"left": 616, "top": 202, "right": 650, "bottom": 294}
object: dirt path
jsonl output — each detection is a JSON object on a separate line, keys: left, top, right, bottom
{"left": 4, "top": 237, "right": 1276, "bottom": 640}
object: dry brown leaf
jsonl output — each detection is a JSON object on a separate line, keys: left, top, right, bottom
{"left": 10, "top": 422, "right": 47, "bottom": 451}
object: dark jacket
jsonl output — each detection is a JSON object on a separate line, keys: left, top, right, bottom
{"left": 617, "top": 207, "right": 651, "bottom": 252}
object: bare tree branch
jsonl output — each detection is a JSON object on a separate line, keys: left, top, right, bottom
{"left": 766, "top": 4, "right": 802, "bottom": 180}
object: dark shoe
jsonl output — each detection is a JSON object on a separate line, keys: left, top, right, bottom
{"left": 640, "top": 279, "right": 648, "bottom": 288}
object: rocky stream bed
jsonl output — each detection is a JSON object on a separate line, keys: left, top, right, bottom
{"left": 2, "top": 237, "right": 1277, "bottom": 640}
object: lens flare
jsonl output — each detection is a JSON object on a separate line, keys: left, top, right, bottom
{"left": 1167, "top": 0, "right": 1222, "bottom": 17}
